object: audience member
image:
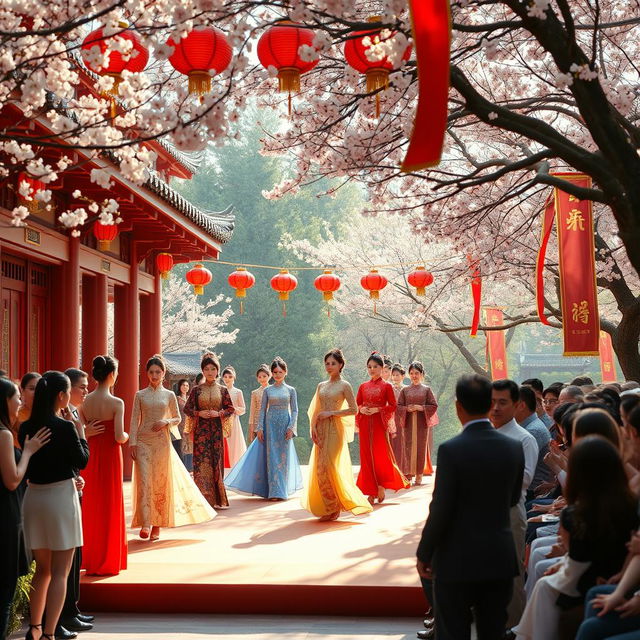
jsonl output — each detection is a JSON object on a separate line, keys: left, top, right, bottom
{"left": 522, "top": 379, "right": 549, "bottom": 427}
{"left": 491, "top": 379, "right": 539, "bottom": 630}
{"left": 19, "top": 371, "right": 89, "bottom": 640}
{"left": 570, "top": 376, "right": 594, "bottom": 386}
{"left": 417, "top": 374, "right": 524, "bottom": 640}
{"left": 558, "top": 385, "right": 584, "bottom": 405}
{"left": 543, "top": 385, "right": 563, "bottom": 425}
{"left": 18, "top": 372, "right": 41, "bottom": 425}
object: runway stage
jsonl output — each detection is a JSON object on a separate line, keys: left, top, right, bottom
{"left": 80, "top": 468, "right": 433, "bottom": 616}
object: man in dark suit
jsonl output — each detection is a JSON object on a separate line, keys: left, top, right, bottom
{"left": 416, "top": 374, "right": 525, "bottom": 640}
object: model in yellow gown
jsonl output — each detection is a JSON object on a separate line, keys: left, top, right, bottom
{"left": 302, "top": 376, "right": 373, "bottom": 521}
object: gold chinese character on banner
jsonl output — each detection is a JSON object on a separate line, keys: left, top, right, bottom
{"left": 566, "top": 209, "right": 585, "bottom": 231}
{"left": 492, "top": 314, "right": 501, "bottom": 324}
{"left": 572, "top": 300, "right": 590, "bottom": 324}
{"left": 568, "top": 194, "right": 579, "bottom": 202}
{"left": 495, "top": 359, "right": 504, "bottom": 370}
{"left": 603, "top": 362, "right": 611, "bottom": 372}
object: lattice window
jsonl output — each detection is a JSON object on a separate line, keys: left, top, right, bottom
{"left": 1, "top": 259, "right": 26, "bottom": 282}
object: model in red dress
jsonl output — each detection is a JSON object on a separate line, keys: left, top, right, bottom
{"left": 356, "top": 353, "right": 409, "bottom": 504}
{"left": 80, "top": 355, "right": 128, "bottom": 576}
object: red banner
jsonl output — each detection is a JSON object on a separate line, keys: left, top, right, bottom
{"left": 599, "top": 331, "right": 617, "bottom": 383}
{"left": 484, "top": 307, "right": 508, "bottom": 379}
{"left": 555, "top": 175, "right": 599, "bottom": 355}
{"left": 400, "top": 0, "right": 450, "bottom": 171}
{"left": 536, "top": 195, "right": 555, "bottom": 326}
{"left": 469, "top": 258, "right": 481, "bottom": 337}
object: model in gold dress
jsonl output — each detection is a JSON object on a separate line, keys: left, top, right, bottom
{"left": 302, "top": 349, "right": 373, "bottom": 521}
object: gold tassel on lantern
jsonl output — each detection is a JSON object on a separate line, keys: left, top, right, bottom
{"left": 366, "top": 69, "right": 389, "bottom": 118}
{"left": 188, "top": 71, "right": 212, "bottom": 95}
{"left": 278, "top": 68, "right": 301, "bottom": 116}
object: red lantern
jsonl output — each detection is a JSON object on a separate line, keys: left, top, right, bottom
{"left": 257, "top": 21, "right": 319, "bottom": 114}
{"left": 360, "top": 268, "right": 388, "bottom": 314}
{"left": 407, "top": 266, "right": 433, "bottom": 296}
{"left": 81, "top": 25, "right": 149, "bottom": 96}
{"left": 186, "top": 263, "right": 213, "bottom": 295}
{"left": 17, "top": 172, "right": 46, "bottom": 213}
{"left": 270, "top": 269, "right": 298, "bottom": 316}
{"left": 156, "top": 253, "right": 174, "bottom": 280}
{"left": 314, "top": 270, "right": 340, "bottom": 301}
{"left": 228, "top": 267, "right": 256, "bottom": 314}
{"left": 344, "top": 17, "right": 412, "bottom": 117}
{"left": 167, "top": 27, "right": 232, "bottom": 95}
{"left": 93, "top": 221, "right": 118, "bottom": 251}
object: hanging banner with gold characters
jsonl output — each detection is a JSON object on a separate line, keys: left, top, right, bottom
{"left": 599, "top": 331, "right": 617, "bottom": 383}
{"left": 484, "top": 307, "right": 509, "bottom": 379}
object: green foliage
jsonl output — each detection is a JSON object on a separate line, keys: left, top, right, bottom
{"left": 174, "top": 109, "right": 364, "bottom": 462}
{"left": 8, "top": 562, "right": 34, "bottom": 636}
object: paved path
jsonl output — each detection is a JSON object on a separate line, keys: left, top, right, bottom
{"left": 12, "top": 614, "right": 422, "bottom": 639}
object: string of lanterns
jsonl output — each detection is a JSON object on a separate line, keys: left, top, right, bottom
{"left": 161, "top": 256, "right": 434, "bottom": 316}
{"left": 79, "top": 17, "right": 412, "bottom": 114}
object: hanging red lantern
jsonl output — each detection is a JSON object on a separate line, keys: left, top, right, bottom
{"left": 186, "top": 263, "right": 213, "bottom": 295}
{"left": 343, "top": 17, "right": 412, "bottom": 117}
{"left": 314, "top": 270, "right": 340, "bottom": 301}
{"left": 360, "top": 268, "right": 388, "bottom": 314}
{"left": 228, "top": 267, "right": 256, "bottom": 314}
{"left": 156, "top": 253, "right": 174, "bottom": 280}
{"left": 167, "top": 27, "right": 232, "bottom": 95}
{"left": 257, "top": 21, "right": 319, "bottom": 114}
{"left": 270, "top": 269, "right": 298, "bottom": 316}
{"left": 17, "top": 172, "right": 46, "bottom": 213}
{"left": 93, "top": 221, "right": 119, "bottom": 251}
{"left": 81, "top": 25, "right": 149, "bottom": 97}
{"left": 407, "top": 266, "right": 433, "bottom": 296}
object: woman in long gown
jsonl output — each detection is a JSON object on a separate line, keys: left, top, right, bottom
{"left": 79, "top": 355, "right": 129, "bottom": 575}
{"left": 248, "top": 364, "right": 271, "bottom": 444}
{"left": 356, "top": 353, "right": 409, "bottom": 505}
{"left": 390, "top": 363, "right": 407, "bottom": 473}
{"left": 130, "top": 355, "right": 215, "bottom": 539}
{"left": 221, "top": 366, "right": 247, "bottom": 468}
{"left": 175, "top": 379, "right": 192, "bottom": 471}
{"left": 302, "top": 349, "right": 372, "bottom": 521}
{"left": 226, "top": 357, "right": 303, "bottom": 500}
{"left": 396, "top": 362, "right": 438, "bottom": 486}
{"left": 183, "top": 353, "right": 234, "bottom": 509}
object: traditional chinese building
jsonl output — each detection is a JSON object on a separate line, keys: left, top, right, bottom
{"left": 0, "top": 94, "right": 234, "bottom": 461}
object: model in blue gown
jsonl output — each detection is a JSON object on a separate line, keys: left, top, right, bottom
{"left": 225, "top": 382, "right": 303, "bottom": 499}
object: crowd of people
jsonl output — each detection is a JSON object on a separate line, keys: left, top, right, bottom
{"left": 416, "top": 374, "right": 640, "bottom": 640}
{"left": 0, "top": 348, "right": 439, "bottom": 640}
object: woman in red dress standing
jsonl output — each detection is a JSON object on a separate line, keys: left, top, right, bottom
{"left": 79, "top": 356, "right": 129, "bottom": 575}
{"left": 356, "top": 353, "right": 409, "bottom": 505}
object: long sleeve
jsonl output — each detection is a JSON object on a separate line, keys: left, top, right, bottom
{"left": 521, "top": 432, "right": 539, "bottom": 491}
{"left": 334, "top": 382, "right": 357, "bottom": 417}
{"left": 65, "top": 420, "right": 90, "bottom": 470}
{"left": 380, "top": 382, "right": 397, "bottom": 430}
{"left": 129, "top": 391, "right": 141, "bottom": 446}
{"left": 355, "top": 383, "right": 364, "bottom": 433}
{"left": 234, "top": 389, "right": 246, "bottom": 417}
{"left": 249, "top": 390, "right": 259, "bottom": 428}
{"left": 183, "top": 387, "right": 198, "bottom": 418}
{"left": 396, "top": 387, "right": 408, "bottom": 429}
{"left": 288, "top": 386, "right": 298, "bottom": 436}
{"left": 417, "top": 444, "right": 457, "bottom": 564}
{"left": 423, "top": 387, "right": 438, "bottom": 425}
{"left": 219, "top": 386, "right": 235, "bottom": 417}
{"left": 257, "top": 387, "right": 269, "bottom": 433}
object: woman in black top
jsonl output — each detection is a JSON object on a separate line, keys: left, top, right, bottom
{"left": 18, "top": 372, "right": 89, "bottom": 640}
{"left": 0, "top": 377, "right": 49, "bottom": 640}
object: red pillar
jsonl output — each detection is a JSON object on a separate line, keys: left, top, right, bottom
{"left": 52, "top": 236, "right": 80, "bottom": 370}
{"left": 114, "top": 241, "right": 139, "bottom": 479}
{"left": 139, "top": 272, "right": 163, "bottom": 388}
{"left": 81, "top": 273, "right": 108, "bottom": 372}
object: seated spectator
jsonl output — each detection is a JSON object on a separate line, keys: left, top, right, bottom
{"left": 559, "top": 385, "right": 585, "bottom": 405}
{"left": 522, "top": 379, "right": 550, "bottom": 427}
{"left": 571, "top": 376, "right": 594, "bottom": 386}
{"left": 515, "top": 435, "right": 639, "bottom": 640}
{"left": 516, "top": 386, "right": 554, "bottom": 499}
{"left": 543, "top": 385, "right": 563, "bottom": 427}
{"left": 621, "top": 381, "right": 640, "bottom": 392}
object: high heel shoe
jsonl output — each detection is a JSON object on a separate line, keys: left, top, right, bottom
{"left": 139, "top": 526, "right": 150, "bottom": 539}
{"left": 150, "top": 526, "right": 160, "bottom": 541}
{"left": 377, "top": 485, "right": 386, "bottom": 504}
{"left": 26, "top": 623, "right": 42, "bottom": 640}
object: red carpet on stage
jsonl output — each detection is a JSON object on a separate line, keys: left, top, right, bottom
{"left": 81, "top": 467, "right": 433, "bottom": 616}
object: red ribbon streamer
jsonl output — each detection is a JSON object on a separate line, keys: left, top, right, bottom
{"left": 400, "top": 0, "right": 451, "bottom": 171}
{"left": 469, "top": 259, "right": 481, "bottom": 337}
{"left": 536, "top": 195, "right": 555, "bottom": 326}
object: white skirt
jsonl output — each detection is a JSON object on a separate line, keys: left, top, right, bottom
{"left": 23, "top": 478, "right": 83, "bottom": 551}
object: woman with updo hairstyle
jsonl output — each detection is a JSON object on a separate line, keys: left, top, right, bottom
{"left": 302, "top": 349, "right": 372, "bottom": 520}
{"left": 184, "top": 352, "right": 235, "bottom": 509}
{"left": 226, "top": 357, "right": 303, "bottom": 500}
{"left": 248, "top": 365, "right": 271, "bottom": 444}
{"left": 131, "top": 355, "right": 215, "bottom": 539}
{"left": 389, "top": 364, "right": 407, "bottom": 471}
{"left": 221, "top": 366, "right": 247, "bottom": 468}
{"left": 174, "top": 379, "right": 192, "bottom": 471}
{"left": 396, "top": 361, "right": 438, "bottom": 485}
{"left": 19, "top": 371, "right": 89, "bottom": 640}
{"left": 79, "top": 355, "right": 128, "bottom": 574}
{"left": 355, "top": 353, "right": 409, "bottom": 505}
